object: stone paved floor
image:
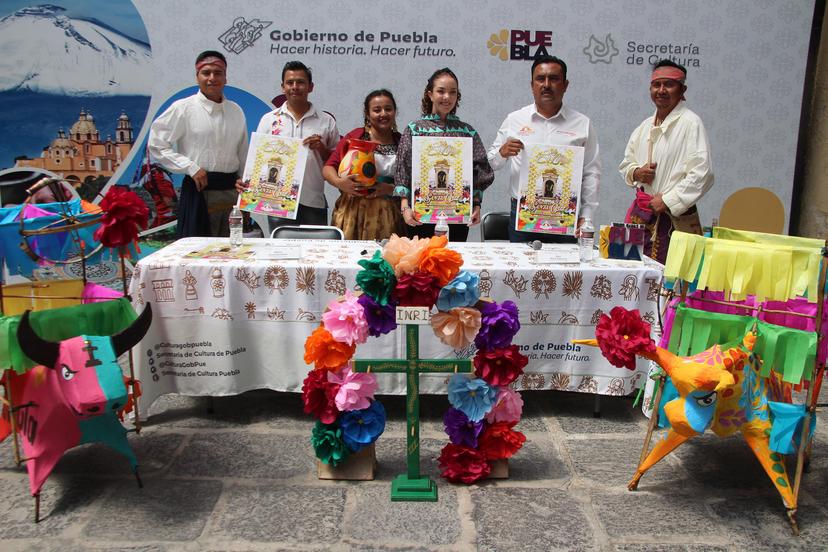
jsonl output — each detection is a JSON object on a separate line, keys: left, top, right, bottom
{"left": 2, "top": 390, "right": 827, "bottom": 551}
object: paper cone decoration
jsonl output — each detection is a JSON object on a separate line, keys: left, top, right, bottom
{"left": 575, "top": 306, "right": 799, "bottom": 509}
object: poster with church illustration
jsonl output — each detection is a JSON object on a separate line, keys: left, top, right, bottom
{"left": 238, "top": 132, "right": 308, "bottom": 219}
{"left": 411, "top": 136, "right": 473, "bottom": 224}
{"left": 516, "top": 143, "right": 584, "bottom": 236}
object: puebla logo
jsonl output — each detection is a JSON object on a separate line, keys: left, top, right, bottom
{"left": 487, "top": 29, "right": 552, "bottom": 61}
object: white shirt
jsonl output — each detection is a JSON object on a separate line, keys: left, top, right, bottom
{"left": 618, "top": 102, "right": 713, "bottom": 216}
{"left": 148, "top": 91, "right": 248, "bottom": 177}
{"left": 256, "top": 103, "right": 339, "bottom": 209}
{"left": 488, "top": 103, "right": 601, "bottom": 222}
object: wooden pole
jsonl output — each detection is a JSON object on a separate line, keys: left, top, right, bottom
{"left": 4, "top": 377, "right": 22, "bottom": 465}
{"left": 633, "top": 281, "right": 687, "bottom": 487}
{"left": 790, "top": 239, "right": 828, "bottom": 516}
{"left": 120, "top": 248, "right": 141, "bottom": 434}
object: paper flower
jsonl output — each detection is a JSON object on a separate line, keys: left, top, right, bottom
{"left": 438, "top": 443, "right": 491, "bottom": 484}
{"left": 419, "top": 236, "right": 463, "bottom": 286}
{"left": 393, "top": 271, "right": 441, "bottom": 307}
{"left": 356, "top": 250, "right": 397, "bottom": 305}
{"left": 93, "top": 186, "right": 149, "bottom": 248}
{"left": 382, "top": 234, "right": 430, "bottom": 277}
{"left": 485, "top": 387, "right": 524, "bottom": 424}
{"left": 595, "top": 306, "right": 656, "bottom": 370}
{"left": 436, "top": 271, "right": 480, "bottom": 311}
{"left": 448, "top": 374, "right": 497, "bottom": 422}
{"left": 478, "top": 421, "right": 526, "bottom": 460}
{"left": 473, "top": 345, "right": 528, "bottom": 387}
{"left": 431, "top": 307, "right": 481, "bottom": 349}
{"left": 322, "top": 291, "right": 369, "bottom": 346}
{"left": 443, "top": 407, "right": 484, "bottom": 448}
{"left": 311, "top": 421, "right": 350, "bottom": 466}
{"left": 339, "top": 400, "right": 386, "bottom": 452}
{"left": 303, "top": 325, "right": 356, "bottom": 371}
{"left": 328, "top": 364, "right": 378, "bottom": 412}
{"left": 302, "top": 369, "right": 339, "bottom": 423}
{"left": 475, "top": 300, "right": 521, "bottom": 350}
{"left": 357, "top": 293, "right": 397, "bottom": 337}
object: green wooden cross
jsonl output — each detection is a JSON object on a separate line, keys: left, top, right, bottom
{"left": 353, "top": 323, "right": 472, "bottom": 501}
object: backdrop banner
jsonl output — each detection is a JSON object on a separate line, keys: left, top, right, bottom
{"left": 0, "top": 0, "right": 815, "bottom": 236}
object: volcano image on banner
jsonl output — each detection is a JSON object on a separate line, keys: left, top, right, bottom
{"left": 0, "top": 2, "right": 152, "bottom": 205}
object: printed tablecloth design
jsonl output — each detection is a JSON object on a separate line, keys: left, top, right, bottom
{"left": 130, "top": 238, "right": 663, "bottom": 417}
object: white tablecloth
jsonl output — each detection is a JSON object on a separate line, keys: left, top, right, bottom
{"left": 130, "top": 238, "right": 663, "bottom": 417}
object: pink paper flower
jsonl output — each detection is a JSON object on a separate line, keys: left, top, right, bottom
{"left": 327, "top": 364, "right": 378, "bottom": 412}
{"left": 431, "top": 307, "right": 482, "bottom": 349}
{"left": 485, "top": 387, "right": 524, "bottom": 424}
{"left": 322, "top": 291, "right": 369, "bottom": 346}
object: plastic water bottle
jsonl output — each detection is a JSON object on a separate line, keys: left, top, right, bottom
{"left": 579, "top": 219, "right": 594, "bottom": 263}
{"left": 434, "top": 211, "right": 449, "bottom": 240}
{"left": 229, "top": 205, "right": 243, "bottom": 247}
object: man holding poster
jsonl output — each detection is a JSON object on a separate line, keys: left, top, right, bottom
{"left": 488, "top": 56, "right": 601, "bottom": 243}
{"left": 238, "top": 61, "right": 338, "bottom": 233}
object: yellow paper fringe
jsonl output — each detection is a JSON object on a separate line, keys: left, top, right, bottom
{"left": 665, "top": 231, "right": 822, "bottom": 303}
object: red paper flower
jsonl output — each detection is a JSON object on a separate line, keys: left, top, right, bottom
{"left": 478, "top": 421, "right": 526, "bottom": 460}
{"left": 594, "top": 307, "right": 656, "bottom": 370}
{"left": 473, "top": 345, "right": 528, "bottom": 386}
{"left": 301, "top": 369, "right": 339, "bottom": 424}
{"left": 438, "top": 443, "right": 492, "bottom": 484}
{"left": 92, "top": 186, "right": 149, "bottom": 248}
{"left": 392, "top": 271, "right": 441, "bottom": 307}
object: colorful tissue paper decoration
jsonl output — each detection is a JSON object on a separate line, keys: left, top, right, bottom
{"left": 302, "top": 234, "right": 528, "bottom": 481}
{"left": 575, "top": 307, "right": 801, "bottom": 510}
{"left": 598, "top": 223, "right": 645, "bottom": 261}
{"left": 93, "top": 186, "right": 149, "bottom": 250}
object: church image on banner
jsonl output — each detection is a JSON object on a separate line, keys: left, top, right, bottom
{"left": 14, "top": 109, "right": 135, "bottom": 182}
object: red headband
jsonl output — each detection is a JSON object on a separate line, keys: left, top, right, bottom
{"left": 196, "top": 57, "right": 227, "bottom": 72}
{"left": 651, "top": 66, "right": 686, "bottom": 83}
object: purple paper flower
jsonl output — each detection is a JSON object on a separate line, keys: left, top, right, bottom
{"left": 443, "top": 407, "right": 485, "bottom": 448}
{"left": 357, "top": 293, "right": 397, "bottom": 337}
{"left": 474, "top": 300, "right": 521, "bottom": 350}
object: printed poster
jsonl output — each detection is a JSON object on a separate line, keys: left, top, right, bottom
{"left": 184, "top": 243, "right": 254, "bottom": 260}
{"left": 411, "top": 136, "right": 473, "bottom": 224}
{"left": 516, "top": 143, "right": 584, "bottom": 236}
{"left": 238, "top": 132, "right": 308, "bottom": 219}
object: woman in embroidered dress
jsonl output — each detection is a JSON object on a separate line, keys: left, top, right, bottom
{"left": 323, "top": 89, "right": 404, "bottom": 240}
{"left": 395, "top": 68, "right": 494, "bottom": 242}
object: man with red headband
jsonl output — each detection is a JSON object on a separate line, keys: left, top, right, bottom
{"left": 149, "top": 50, "right": 248, "bottom": 238}
{"left": 619, "top": 59, "right": 713, "bottom": 263}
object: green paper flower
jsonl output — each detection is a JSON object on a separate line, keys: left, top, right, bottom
{"left": 356, "top": 250, "right": 397, "bottom": 306}
{"left": 311, "top": 421, "right": 350, "bottom": 466}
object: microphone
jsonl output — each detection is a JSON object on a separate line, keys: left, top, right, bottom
{"left": 528, "top": 240, "right": 543, "bottom": 250}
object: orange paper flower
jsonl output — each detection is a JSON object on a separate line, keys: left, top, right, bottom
{"left": 431, "top": 307, "right": 482, "bottom": 349}
{"left": 419, "top": 236, "right": 463, "bottom": 286}
{"left": 383, "top": 234, "right": 430, "bottom": 277}
{"left": 303, "top": 325, "right": 356, "bottom": 370}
